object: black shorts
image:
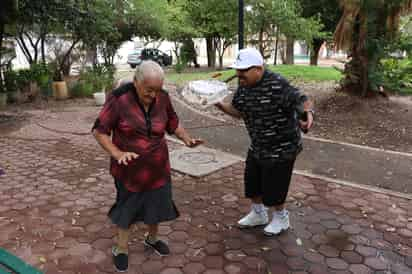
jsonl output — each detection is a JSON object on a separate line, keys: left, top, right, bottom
{"left": 108, "top": 179, "right": 179, "bottom": 229}
{"left": 244, "top": 152, "right": 296, "bottom": 207}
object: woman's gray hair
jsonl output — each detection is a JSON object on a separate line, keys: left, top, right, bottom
{"left": 134, "top": 60, "right": 164, "bottom": 82}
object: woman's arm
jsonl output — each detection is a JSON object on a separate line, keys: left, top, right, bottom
{"left": 93, "top": 131, "right": 138, "bottom": 165}
{"left": 174, "top": 125, "right": 203, "bottom": 147}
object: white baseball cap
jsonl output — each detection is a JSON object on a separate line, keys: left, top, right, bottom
{"left": 230, "top": 48, "right": 264, "bottom": 70}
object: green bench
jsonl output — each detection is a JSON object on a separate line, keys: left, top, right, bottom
{"left": 0, "top": 249, "right": 43, "bottom": 274}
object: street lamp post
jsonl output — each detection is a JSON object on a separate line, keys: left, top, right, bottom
{"left": 238, "top": 0, "right": 244, "bottom": 50}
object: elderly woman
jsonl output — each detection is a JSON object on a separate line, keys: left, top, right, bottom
{"left": 92, "top": 61, "right": 202, "bottom": 272}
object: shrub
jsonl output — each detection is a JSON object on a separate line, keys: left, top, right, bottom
{"left": 80, "top": 64, "right": 115, "bottom": 93}
{"left": 174, "top": 62, "right": 185, "bottom": 74}
{"left": 4, "top": 70, "right": 18, "bottom": 93}
{"left": 70, "top": 81, "right": 94, "bottom": 98}
{"left": 381, "top": 58, "right": 412, "bottom": 94}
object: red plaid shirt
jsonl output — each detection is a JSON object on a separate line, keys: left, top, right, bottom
{"left": 93, "top": 83, "right": 179, "bottom": 192}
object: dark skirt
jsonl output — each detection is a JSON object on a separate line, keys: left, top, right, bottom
{"left": 108, "top": 179, "right": 179, "bottom": 229}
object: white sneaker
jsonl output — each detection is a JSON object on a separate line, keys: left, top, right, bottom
{"left": 238, "top": 209, "right": 269, "bottom": 228}
{"left": 264, "top": 211, "right": 290, "bottom": 236}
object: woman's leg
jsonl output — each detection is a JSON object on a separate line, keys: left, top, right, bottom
{"left": 117, "top": 227, "right": 130, "bottom": 253}
{"left": 147, "top": 224, "right": 158, "bottom": 242}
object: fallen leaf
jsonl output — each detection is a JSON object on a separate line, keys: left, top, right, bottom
{"left": 193, "top": 249, "right": 202, "bottom": 256}
{"left": 39, "top": 256, "right": 47, "bottom": 263}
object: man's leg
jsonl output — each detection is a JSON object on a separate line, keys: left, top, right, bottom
{"left": 262, "top": 159, "right": 295, "bottom": 236}
{"left": 238, "top": 153, "right": 269, "bottom": 228}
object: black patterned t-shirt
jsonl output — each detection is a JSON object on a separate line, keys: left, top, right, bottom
{"left": 232, "top": 70, "right": 308, "bottom": 161}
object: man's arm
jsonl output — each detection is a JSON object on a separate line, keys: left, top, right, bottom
{"left": 299, "top": 99, "right": 314, "bottom": 131}
{"left": 93, "top": 131, "right": 138, "bottom": 165}
{"left": 215, "top": 101, "right": 242, "bottom": 119}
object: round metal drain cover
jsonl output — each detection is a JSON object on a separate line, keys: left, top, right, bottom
{"left": 178, "top": 151, "right": 216, "bottom": 164}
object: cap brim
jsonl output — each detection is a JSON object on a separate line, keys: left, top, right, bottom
{"left": 229, "top": 63, "right": 253, "bottom": 70}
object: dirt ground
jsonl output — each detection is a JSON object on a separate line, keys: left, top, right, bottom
{"left": 302, "top": 82, "right": 412, "bottom": 153}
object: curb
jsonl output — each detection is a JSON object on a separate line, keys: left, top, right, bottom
{"left": 167, "top": 136, "right": 412, "bottom": 201}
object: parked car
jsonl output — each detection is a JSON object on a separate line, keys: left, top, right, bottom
{"left": 127, "top": 48, "right": 172, "bottom": 68}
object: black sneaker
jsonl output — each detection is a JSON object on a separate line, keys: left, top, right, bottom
{"left": 112, "top": 246, "right": 128, "bottom": 272}
{"left": 144, "top": 238, "right": 170, "bottom": 256}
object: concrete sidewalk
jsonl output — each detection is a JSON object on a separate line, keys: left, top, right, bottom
{"left": 0, "top": 106, "right": 411, "bottom": 273}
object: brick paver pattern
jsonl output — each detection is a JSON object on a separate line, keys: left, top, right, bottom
{"left": 0, "top": 106, "right": 411, "bottom": 274}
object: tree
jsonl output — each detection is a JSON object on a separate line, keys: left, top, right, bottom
{"left": 164, "top": 0, "right": 197, "bottom": 63}
{"left": 15, "top": 0, "right": 62, "bottom": 65}
{"left": 0, "top": 0, "right": 18, "bottom": 91}
{"left": 334, "top": 0, "right": 412, "bottom": 96}
{"left": 245, "top": 0, "right": 323, "bottom": 65}
{"left": 182, "top": 0, "right": 238, "bottom": 68}
{"left": 299, "top": 0, "right": 341, "bottom": 65}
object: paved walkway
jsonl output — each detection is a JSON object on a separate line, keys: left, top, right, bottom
{"left": 169, "top": 96, "right": 412, "bottom": 195}
{"left": 0, "top": 105, "right": 411, "bottom": 274}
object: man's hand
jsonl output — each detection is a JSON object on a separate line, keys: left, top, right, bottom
{"left": 114, "top": 151, "right": 139, "bottom": 166}
{"left": 183, "top": 138, "right": 204, "bottom": 148}
{"left": 214, "top": 101, "right": 242, "bottom": 119}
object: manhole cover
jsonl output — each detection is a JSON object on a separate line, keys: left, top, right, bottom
{"left": 170, "top": 147, "right": 240, "bottom": 177}
{"left": 178, "top": 151, "right": 217, "bottom": 164}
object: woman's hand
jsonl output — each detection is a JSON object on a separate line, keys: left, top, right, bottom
{"left": 183, "top": 138, "right": 204, "bottom": 148}
{"left": 174, "top": 126, "right": 204, "bottom": 148}
{"left": 114, "top": 151, "right": 139, "bottom": 165}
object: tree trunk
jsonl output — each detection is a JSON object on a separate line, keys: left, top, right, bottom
{"left": 359, "top": 15, "right": 369, "bottom": 97}
{"left": 173, "top": 42, "right": 180, "bottom": 63}
{"left": 285, "top": 37, "right": 294, "bottom": 65}
{"left": 219, "top": 54, "right": 223, "bottom": 69}
{"left": 24, "top": 32, "right": 40, "bottom": 64}
{"left": 215, "top": 38, "right": 224, "bottom": 69}
{"left": 17, "top": 35, "right": 33, "bottom": 64}
{"left": 60, "top": 39, "right": 79, "bottom": 77}
{"left": 41, "top": 34, "right": 46, "bottom": 65}
{"left": 258, "top": 27, "right": 264, "bottom": 55}
{"left": 310, "top": 39, "right": 324, "bottom": 66}
{"left": 206, "top": 37, "right": 216, "bottom": 67}
{"left": 341, "top": 14, "right": 370, "bottom": 97}
{"left": 0, "top": 22, "right": 4, "bottom": 87}
{"left": 273, "top": 27, "right": 280, "bottom": 65}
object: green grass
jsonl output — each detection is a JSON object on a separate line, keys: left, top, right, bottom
{"left": 165, "top": 65, "right": 342, "bottom": 85}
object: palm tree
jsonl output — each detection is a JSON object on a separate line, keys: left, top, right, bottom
{"left": 334, "top": 0, "right": 412, "bottom": 96}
